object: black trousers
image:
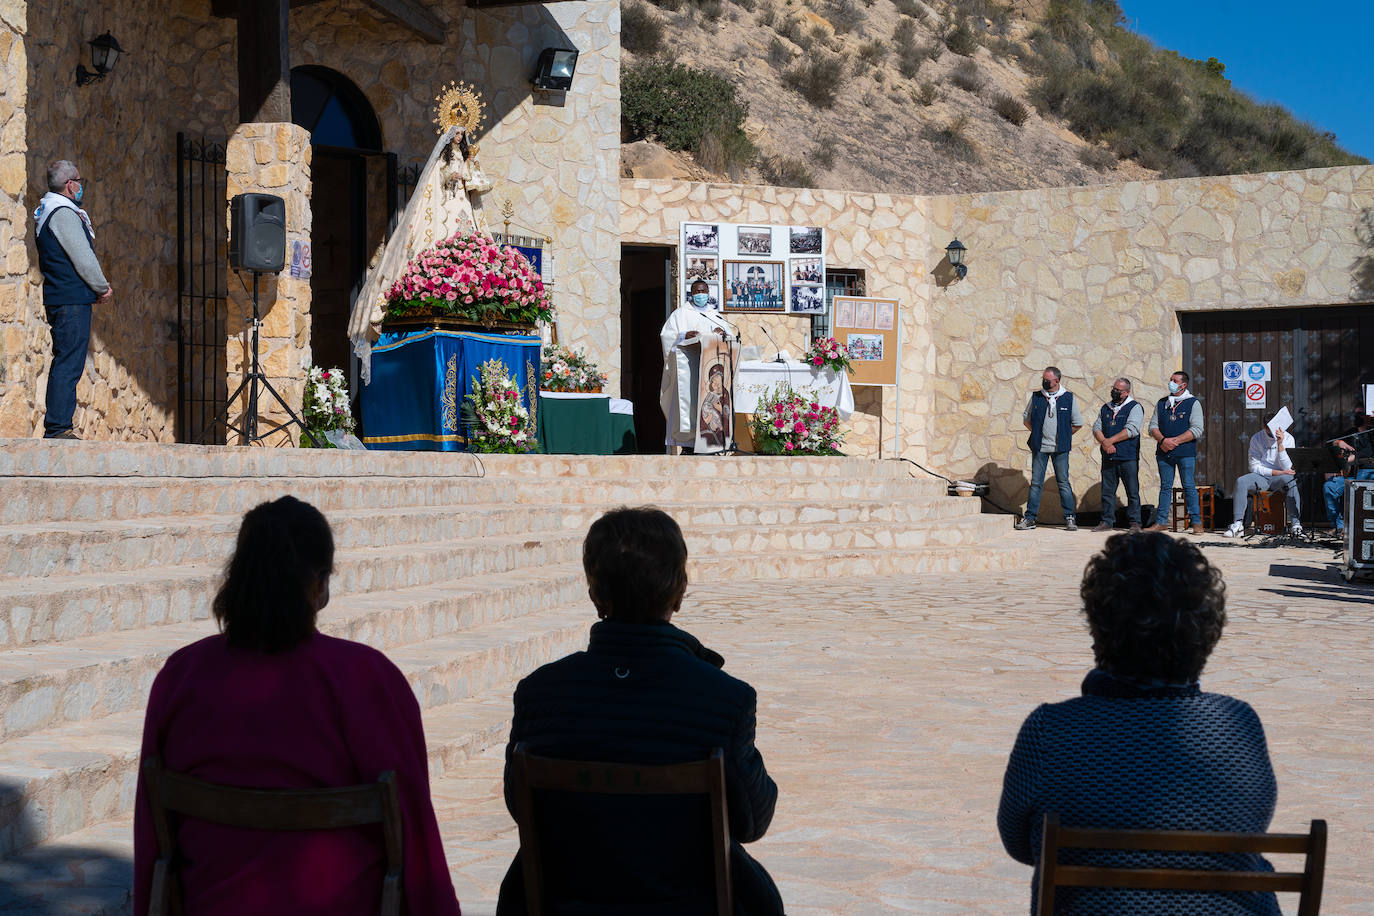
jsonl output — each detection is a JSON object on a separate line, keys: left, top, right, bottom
{"left": 1100, "top": 458, "right": 1141, "bottom": 526}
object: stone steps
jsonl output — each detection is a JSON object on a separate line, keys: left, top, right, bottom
{"left": 0, "top": 439, "right": 1025, "bottom": 897}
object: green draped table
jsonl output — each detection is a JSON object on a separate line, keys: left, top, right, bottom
{"left": 537, "top": 392, "right": 637, "bottom": 455}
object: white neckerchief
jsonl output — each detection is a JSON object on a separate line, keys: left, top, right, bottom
{"left": 1043, "top": 386, "right": 1066, "bottom": 416}
{"left": 1109, "top": 394, "right": 1135, "bottom": 418}
{"left": 1167, "top": 390, "right": 1188, "bottom": 409}
{"left": 34, "top": 191, "right": 95, "bottom": 239}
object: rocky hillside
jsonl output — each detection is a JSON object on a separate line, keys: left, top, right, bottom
{"left": 619, "top": 0, "right": 1365, "bottom": 195}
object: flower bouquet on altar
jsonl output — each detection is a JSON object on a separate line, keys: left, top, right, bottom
{"left": 805, "top": 336, "right": 853, "bottom": 374}
{"left": 749, "top": 383, "right": 847, "bottom": 456}
{"left": 540, "top": 344, "right": 607, "bottom": 393}
{"left": 462, "top": 358, "right": 538, "bottom": 453}
{"left": 301, "top": 365, "right": 356, "bottom": 448}
{"left": 383, "top": 230, "right": 553, "bottom": 330}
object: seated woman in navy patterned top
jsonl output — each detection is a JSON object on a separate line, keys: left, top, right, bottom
{"left": 997, "top": 531, "right": 1281, "bottom": 915}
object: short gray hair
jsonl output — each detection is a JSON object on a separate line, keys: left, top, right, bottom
{"left": 1115, "top": 377, "right": 1132, "bottom": 391}
{"left": 1043, "top": 366, "right": 1061, "bottom": 381}
{"left": 47, "top": 161, "right": 78, "bottom": 193}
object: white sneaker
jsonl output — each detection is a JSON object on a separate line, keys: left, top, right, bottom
{"left": 1290, "top": 522, "right": 1303, "bottom": 536}
{"left": 1222, "top": 522, "right": 1244, "bottom": 538}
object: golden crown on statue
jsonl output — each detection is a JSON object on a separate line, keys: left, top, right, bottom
{"left": 433, "top": 81, "right": 486, "bottom": 137}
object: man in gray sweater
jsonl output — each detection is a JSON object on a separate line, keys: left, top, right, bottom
{"left": 34, "top": 159, "right": 112, "bottom": 439}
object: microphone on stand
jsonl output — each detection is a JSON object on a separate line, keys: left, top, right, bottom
{"left": 761, "top": 325, "right": 786, "bottom": 364}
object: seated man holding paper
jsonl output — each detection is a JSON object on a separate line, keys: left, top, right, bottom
{"left": 659, "top": 280, "right": 738, "bottom": 455}
{"left": 1223, "top": 409, "right": 1302, "bottom": 538}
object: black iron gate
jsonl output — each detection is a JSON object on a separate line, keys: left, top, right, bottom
{"left": 176, "top": 133, "right": 228, "bottom": 444}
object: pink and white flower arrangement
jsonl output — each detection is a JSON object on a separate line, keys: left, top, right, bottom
{"left": 301, "top": 364, "right": 355, "bottom": 448}
{"left": 540, "top": 343, "right": 607, "bottom": 393}
{"left": 749, "top": 383, "right": 847, "bottom": 456}
{"left": 805, "top": 336, "right": 854, "bottom": 374}
{"left": 465, "top": 358, "right": 538, "bottom": 454}
{"left": 384, "top": 230, "right": 553, "bottom": 327}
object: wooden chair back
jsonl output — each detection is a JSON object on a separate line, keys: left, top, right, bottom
{"left": 141, "top": 756, "right": 404, "bottom": 916}
{"left": 1037, "top": 811, "right": 1327, "bottom": 915}
{"left": 509, "top": 744, "right": 732, "bottom": 916}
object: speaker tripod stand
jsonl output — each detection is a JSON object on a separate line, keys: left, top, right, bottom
{"left": 200, "top": 272, "right": 320, "bottom": 447}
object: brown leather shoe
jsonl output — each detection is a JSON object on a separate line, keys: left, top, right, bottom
{"left": 1191, "top": 523, "right": 1205, "bottom": 535}
{"left": 1090, "top": 523, "right": 1113, "bottom": 532}
{"left": 1129, "top": 523, "right": 1142, "bottom": 532}
{"left": 1142, "top": 523, "right": 1169, "bottom": 533}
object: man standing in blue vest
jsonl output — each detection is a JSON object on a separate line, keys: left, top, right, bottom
{"left": 34, "top": 160, "right": 112, "bottom": 439}
{"left": 1015, "top": 366, "right": 1083, "bottom": 531}
{"left": 1091, "top": 377, "right": 1144, "bottom": 532}
{"left": 1145, "top": 370, "right": 1205, "bottom": 534}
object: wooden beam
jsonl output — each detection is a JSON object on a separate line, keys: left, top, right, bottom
{"left": 361, "top": 0, "right": 446, "bottom": 44}
{"left": 237, "top": 0, "right": 291, "bottom": 123}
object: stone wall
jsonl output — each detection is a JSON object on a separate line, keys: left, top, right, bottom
{"left": 923, "top": 164, "right": 1374, "bottom": 518}
{"left": 620, "top": 179, "right": 935, "bottom": 459}
{"left": 4, "top": 0, "right": 620, "bottom": 441}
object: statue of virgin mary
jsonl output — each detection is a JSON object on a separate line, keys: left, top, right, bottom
{"left": 348, "top": 84, "right": 495, "bottom": 383}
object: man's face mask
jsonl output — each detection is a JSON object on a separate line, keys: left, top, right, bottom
{"left": 691, "top": 293, "right": 710, "bottom": 309}
{"left": 73, "top": 184, "right": 84, "bottom": 205}
{"left": 1168, "top": 380, "right": 1181, "bottom": 395}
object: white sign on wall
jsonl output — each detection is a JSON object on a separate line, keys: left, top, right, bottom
{"left": 1222, "top": 360, "right": 1243, "bottom": 390}
{"left": 1245, "top": 381, "right": 1267, "bottom": 410}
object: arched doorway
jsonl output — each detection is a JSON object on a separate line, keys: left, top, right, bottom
{"left": 290, "top": 66, "right": 390, "bottom": 381}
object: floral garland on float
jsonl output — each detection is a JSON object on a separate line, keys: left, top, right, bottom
{"left": 749, "top": 383, "right": 847, "bottom": 456}
{"left": 382, "top": 230, "right": 553, "bottom": 330}
{"left": 540, "top": 344, "right": 607, "bottom": 393}
{"left": 463, "top": 358, "right": 538, "bottom": 453}
{"left": 805, "top": 336, "right": 854, "bottom": 374}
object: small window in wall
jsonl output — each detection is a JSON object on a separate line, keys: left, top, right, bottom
{"left": 814, "top": 269, "right": 866, "bottom": 341}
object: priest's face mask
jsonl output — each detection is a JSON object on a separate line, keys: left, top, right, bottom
{"left": 689, "top": 281, "right": 710, "bottom": 310}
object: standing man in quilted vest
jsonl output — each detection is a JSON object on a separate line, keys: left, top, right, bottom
{"left": 1015, "top": 366, "right": 1084, "bottom": 531}
{"left": 1091, "top": 377, "right": 1144, "bottom": 532}
{"left": 34, "top": 160, "right": 112, "bottom": 439}
{"left": 1145, "top": 370, "right": 1205, "bottom": 534}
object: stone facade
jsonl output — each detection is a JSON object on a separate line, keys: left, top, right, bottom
{"left": 2, "top": 0, "right": 620, "bottom": 440}
{"left": 621, "top": 165, "right": 1374, "bottom": 517}
{"left": 620, "top": 179, "right": 934, "bottom": 458}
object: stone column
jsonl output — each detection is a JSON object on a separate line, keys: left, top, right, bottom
{"left": 223, "top": 122, "right": 312, "bottom": 446}
{"left": 0, "top": 12, "right": 38, "bottom": 438}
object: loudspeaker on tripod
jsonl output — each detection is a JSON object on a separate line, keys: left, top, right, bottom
{"left": 228, "top": 193, "right": 286, "bottom": 273}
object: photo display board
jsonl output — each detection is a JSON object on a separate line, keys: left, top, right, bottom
{"left": 679, "top": 222, "right": 826, "bottom": 316}
{"left": 832, "top": 295, "right": 898, "bottom": 386}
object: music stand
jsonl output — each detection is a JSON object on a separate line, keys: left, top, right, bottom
{"left": 1287, "top": 447, "right": 1341, "bottom": 475}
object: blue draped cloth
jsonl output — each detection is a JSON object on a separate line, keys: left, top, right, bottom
{"left": 361, "top": 328, "right": 541, "bottom": 451}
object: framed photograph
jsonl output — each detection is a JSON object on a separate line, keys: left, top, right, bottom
{"left": 834, "top": 299, "right": 855, "bottom": 328}
{"left": 682, "top": 284, "right": 721, "bottom": 311}
{"left": 854, "top": 299, "right": 874, "bottom": 330}
{"left": 683, "top": 223, "right": 719, "bottom": 254}
{"left": 790, "top": 257, "right": 823, "bottom": 286}
{"left": 847, "top": 333, "right": 885, "bottom": 362}
{"left": 874, "top": 300, "right": 895, "bottom": 331}
{"left": 790, "top": 226, "right": 822, "bottom": 254}
{"left": 723, "top": 260, "right": 786, "bottom": 313}
{"left": 737, "top": 226, "right": 773, "bottom": 256}
{"left": 789, "top": 285, "right": 826, "bottom": 314}
{"left": 685, "top": 256, "right": 719, "bottom": 284}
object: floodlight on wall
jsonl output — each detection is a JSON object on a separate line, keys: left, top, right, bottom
{"left": 75, "top": 31, "right": 123, "bottom": 87}
{"left": 946, "top": 238, "right": 968, "bottom": 281}
{"left": 532, "top": 48, "right": 579, "bottom": 92}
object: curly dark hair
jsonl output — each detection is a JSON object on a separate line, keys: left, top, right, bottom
{"left": 1080, "top": 531, "right": 1227, "bottom": 683}
{"left": 212, "top": 496, "right": 334, "bottom": 653}
{"left": 583, "top": 506, "right": 688, "bottom": 624}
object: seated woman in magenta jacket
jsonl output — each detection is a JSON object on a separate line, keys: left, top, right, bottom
{"left": 133, "top": 496, "right": 461, "bottom": 916}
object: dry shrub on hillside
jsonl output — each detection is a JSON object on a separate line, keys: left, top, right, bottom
{"left": 992, "top": 93, "right": 1030, "bottom": 126}
{"left": 813, "top": 132, "right": 839, "bottom": 169}
{"left": 767, "top": 36, "right": 792, "bottom": 65}
{"left": 645, "top": 0, "right": 685, "bottom": 10}
{"left": 827, "top": 0, "right": 866, "bottom": 35}
{"left": 760, "top": 155, "right": 817, "bottom": 188}
{"left": 944, "top": 22, "right": 979, "bottom": 56}
{"left": 912, "top": 80, "right": 938, "bottom": 105}
{"left": 621, "top": 2, "right": 664, "bottom": 55}
{"left": 892, "top": 0, "right": 931, "bottom": 21}
{"left": 695, "top": 0, "right": 725, "bottom": 21}
{"left": 733, "top": 0, "right": 757, "bottom": 10}
{"left": 949, "top": 59, "right": 983, "bottom": 93}
{"left": 922, "top": 41, "right": 945, "bottom": 61}
{"left": 858, "top": 39, "right": 886, "bottom": 68}
{"left": 922, "top": 113, "right": 979, "bottom": 162}
{"left": 1077, "top": 144, "right": 1116, "bottom": 171}
{"left": 784, "top": 54, "right": 846, "bottom": 108}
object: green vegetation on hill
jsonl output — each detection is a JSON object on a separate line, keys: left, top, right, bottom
{"left": 621, "top": 61, "right": 757, "bottom": 176}
{"left": 1025, "top": 0, "right": 1366, "bottom": 176}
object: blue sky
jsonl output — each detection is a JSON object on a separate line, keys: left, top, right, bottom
{"left": 1117, "top": 1, "right": 1373, "bottom": 162}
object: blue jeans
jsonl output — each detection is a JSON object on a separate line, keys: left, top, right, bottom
{"left": 1026, "top": 450, "right": 1075, "bottom": 521}
{"left": 1326, "top": 470, "right": 1374, "bottom": 528}
{"left": 1155, "top": 454, "right": 1198, "bottom": 526}
{"left": 43, "top": 303, "right": 92, "bottom": 437}
{"left": 1100, "top": 459, "right": 1140, "bottom": 526}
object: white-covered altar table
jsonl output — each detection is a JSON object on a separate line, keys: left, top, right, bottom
{"left": 734, "top": 359, "right": 855, "bottom": 420}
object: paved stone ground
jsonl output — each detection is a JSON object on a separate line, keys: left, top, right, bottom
{"left": 432, "top": 529, "right": 1374, "bottom": 915}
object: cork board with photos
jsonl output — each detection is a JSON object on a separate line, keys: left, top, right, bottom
{"left": 831, "top": 296, "right": 898, "bottom": 386}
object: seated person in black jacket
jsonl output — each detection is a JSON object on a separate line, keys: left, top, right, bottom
{"left": 497, "top": 506, "right": 783, "bottom": 916}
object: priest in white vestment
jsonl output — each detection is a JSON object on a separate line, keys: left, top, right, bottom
{"left": 660, "top": 279, "right": 738, "bottom": 453}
